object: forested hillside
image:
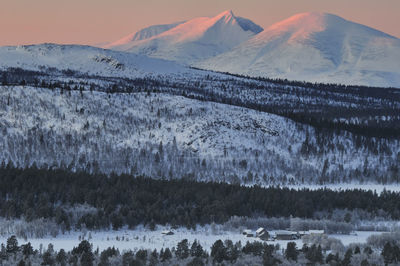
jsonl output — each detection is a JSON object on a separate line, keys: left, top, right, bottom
{"left": 0, "top": 81, "right": 399, "bottom": 184}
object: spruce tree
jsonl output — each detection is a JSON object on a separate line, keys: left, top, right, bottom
{"left": 161, "top": 248, "right": 172, "bottom": 261}
{"left": 285, "top": 242, "right": 298, "bottom": 261}
{"left": 6, "top": 235, "right": 19, "bottom": 254}
{"left": 211, "top": 240, "right": 226, "bottom": 263}
{"left": 176, "top": 239, "right": 189, "bottom": 259}
{"left": 56, "top": 249, "right": 67, "bottom": 266}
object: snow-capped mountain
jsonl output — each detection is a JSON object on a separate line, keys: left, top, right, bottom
{"left": 0, "top": 43, "right": 189, "bottom": 78}
{"left": 104, "top": 21, "right": 186, "bottom": 48}
{"left": 196, "top": 12, "right": 400, "bottom": 87}
{"left": 105, "top": 10, "right": 263, "bottom": 64}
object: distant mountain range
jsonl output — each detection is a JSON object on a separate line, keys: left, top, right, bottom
{"left": 105, "top": 11, "right": 400, "bottom": 87}
{"left": 0, "top": 11, "right": 399, "bottom": 87}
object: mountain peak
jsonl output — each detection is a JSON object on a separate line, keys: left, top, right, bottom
{"left": 263, "top": 11, "right": 396, "bottom": 43}
{"left": 106, "top": 10, "right": 262, "bottom": 64}
{"left": 212, "top": 10, "right": 263, "bottom": 34}
{"left": 290, "top": 11, "right": 335, "bottom": 19}
{"left": 267, "top": 11, "right": 341, "bottom": 34}
{"left": 212, "top": 10, "right": 236, "bottom": 25}
{"left": 217, "top": 10, "right": 235, "bottom": 18}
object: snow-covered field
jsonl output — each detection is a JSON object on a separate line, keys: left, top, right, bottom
{"left": 0, "top": 226, "right": 381, "bottom": 252}
{"left": 329, "top": 231, "right": 377, "bottom": 246}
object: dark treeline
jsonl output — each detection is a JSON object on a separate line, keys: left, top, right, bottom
{"left": 1, "top": 236, "right": 395, "bottom": 265}
{"left": 192, "top": 67, "right": 400, "bottom": 97}
{"left": 1, "top": 166, "right": 400, "bottom": 230}
{"left": 1, "top": 67, "right": 399, "bottom": 139}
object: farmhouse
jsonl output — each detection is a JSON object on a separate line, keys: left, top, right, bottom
{"left": 274, "top": 230, "right": 298, "bottom": 240}
{"left": 298, "top": 231, "right": 308, "bottom": 237}
{"left": 246, "top": 232, "right": 254, "bottom": 237}
{"left": 242, "top": 229, "right": 252, "bottom": 235}
{"left": 309, "top": 230, "right": 325, "bottom": 235}
{"left": 161, "top": 230, "right": 174, "bottom": 235}
{"left": 242, "top": 229, "right": 255, "bottom": 237}
{"left": 256, "top": 227, "right": 266, "bottom": 237}
{"left": 258, "top": 231, "right": 270, "bottom": 240}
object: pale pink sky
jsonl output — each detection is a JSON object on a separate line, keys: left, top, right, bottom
{"left": 0, "top": 0, "right": 399, "bottom": 46}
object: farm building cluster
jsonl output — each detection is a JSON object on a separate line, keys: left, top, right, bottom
{"left": 242, "top": 228, "right": 325, "bottom": 241}
{"left": 160, "top": 227, "right": 325, "bottom": 242}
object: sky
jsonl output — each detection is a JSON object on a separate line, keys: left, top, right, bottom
{"left": 0, "top": 0, "right": 399, "bottom": 46}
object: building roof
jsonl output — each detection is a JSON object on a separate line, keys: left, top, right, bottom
{"left": 309, "top": 230, "right": 325, "bottom": 234}
{"left": 274, "top": 230, "right": 297, "bottom": 235}
{"left": 256, "top": 227, "right": 265, "bottom": 234}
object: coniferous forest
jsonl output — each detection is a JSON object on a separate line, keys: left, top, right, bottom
{"left": 1, "top": 166, "right": 400, "bottom": 230}
{"left": 2, "top": 166, "right": 400, "bottom": 265}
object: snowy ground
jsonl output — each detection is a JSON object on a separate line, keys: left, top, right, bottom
{"left": 0, "top": 226, "right": 382, "bottom": 252}
{"left": 329, "top": 231, "right": 376, "bottom": 246}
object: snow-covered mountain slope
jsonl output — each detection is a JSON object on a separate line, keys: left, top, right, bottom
{"left": 104, "top": 21, "right": 186, "bottom": 49}
{"left": 106, "top": 10, "right": 263, "bottom": 64}
{"left": 1, "top": 85, "right": 398, "bottom": 185}
{"left": 0, "top": 43, "right": 190, "bottom": 78}
{"left": 196, "top": 12, "right": 400, "bottom": 88}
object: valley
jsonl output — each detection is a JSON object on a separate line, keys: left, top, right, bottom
{"left": 1, "top": 5, "right": 400, "bottom": 265}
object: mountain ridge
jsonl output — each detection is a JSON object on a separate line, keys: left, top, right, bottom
{"left": 0, "top": 43, "right": 190, "bottom": 78}
{"left": 1, "top": 11, "right": 399, "bottom": 87}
